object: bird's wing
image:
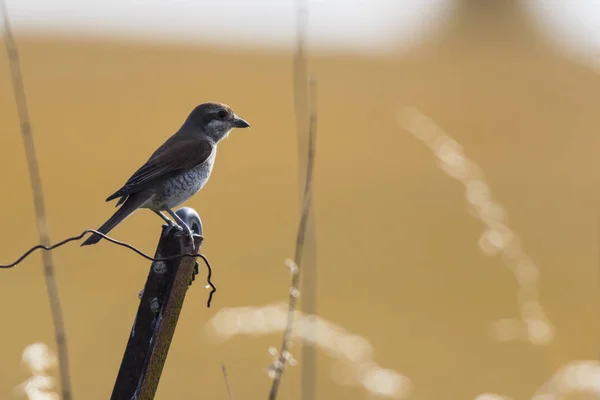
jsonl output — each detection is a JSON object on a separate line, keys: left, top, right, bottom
{"left": 106, "top": 138, "right": 213, "bottom": 202}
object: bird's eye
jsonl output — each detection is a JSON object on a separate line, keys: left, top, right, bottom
{"left": 217, "top": 110, "right": 228, "bottom": 119}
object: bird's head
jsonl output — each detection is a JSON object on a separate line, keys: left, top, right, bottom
{"left": 183, "top": 102, "right": 250, "bottom": 142}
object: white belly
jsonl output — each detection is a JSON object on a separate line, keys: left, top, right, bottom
{"left": 142, "top": 151, "right": 216, "bottom": 211}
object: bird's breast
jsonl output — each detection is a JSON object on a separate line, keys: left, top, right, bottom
{"left": 146, "top": 152, "right": 216, "bottom": 210}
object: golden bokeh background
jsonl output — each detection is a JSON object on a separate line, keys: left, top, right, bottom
{"left": 1, "top": 1, "right": 600, "bottom": 399}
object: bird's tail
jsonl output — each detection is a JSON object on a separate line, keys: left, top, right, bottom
{"left": 81, "top": 194, "right": 148, "bottom": 246}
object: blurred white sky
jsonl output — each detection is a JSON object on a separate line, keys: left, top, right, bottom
{"left": 3, "top": 0, "right": 600, "bottom": 59}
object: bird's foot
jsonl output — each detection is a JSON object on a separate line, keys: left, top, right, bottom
{"left": 173, "top": 224, "right": 196, "bottom": 251}
{"left": 162, "top": 220, "right": 184, "bottom": 237}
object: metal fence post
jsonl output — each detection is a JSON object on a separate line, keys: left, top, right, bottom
{"left": 111, "top": 207, "right": 204, "bottom": 400}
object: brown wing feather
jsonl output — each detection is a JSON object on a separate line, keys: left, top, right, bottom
{"left": 106, "top": 138, "right": 213, "bottom": 202}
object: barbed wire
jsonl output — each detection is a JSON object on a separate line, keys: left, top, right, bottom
{"left": 0, "top": 229, "right": 217, "bottom": 307}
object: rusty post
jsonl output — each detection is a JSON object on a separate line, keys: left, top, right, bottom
{"left": 111, "top": 207, "right": 203, "bottom": 400}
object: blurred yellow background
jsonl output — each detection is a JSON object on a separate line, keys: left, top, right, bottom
{"left": 2, "top": 1, "right": 600, "bottom": 399}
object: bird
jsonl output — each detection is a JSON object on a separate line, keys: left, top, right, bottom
{"left": 81, "top": 102, "right": 250, "bottom": 247}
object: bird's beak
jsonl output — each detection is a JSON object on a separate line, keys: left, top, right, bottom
{"left": 232, "top": 115, "right": 250, "bottom": 128}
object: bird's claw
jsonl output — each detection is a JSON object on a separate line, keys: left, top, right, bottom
{"left": 163, "top": 220, "right": 184, "bottom": 237}
{"left": 173, "top": 225, "right": 196, "bottom": 251}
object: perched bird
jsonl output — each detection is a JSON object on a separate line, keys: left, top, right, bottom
{"left": 81, "top": 102, "right": 250, "bottom": 247}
